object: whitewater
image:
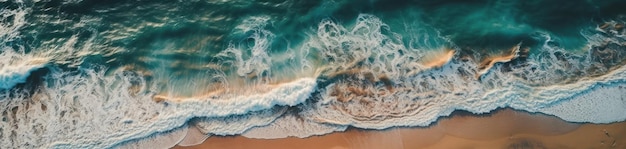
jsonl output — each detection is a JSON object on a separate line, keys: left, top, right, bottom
{"left": 1, "top": 0, "right": 626, "bottom": 148}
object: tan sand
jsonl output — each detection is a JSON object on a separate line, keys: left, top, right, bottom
{"left": 174, "top": 109, "right": 626, "bottom": 149}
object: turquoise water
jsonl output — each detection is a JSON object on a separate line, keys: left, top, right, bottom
{"left": 1, "top": 0, "right": 626, "bottom": 148}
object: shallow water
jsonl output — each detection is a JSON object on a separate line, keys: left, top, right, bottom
{"left": 1, "top": 0, "right": 626, "bottom": 148}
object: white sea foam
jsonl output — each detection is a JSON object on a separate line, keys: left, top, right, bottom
{"left": 0, "top": 50, "right": 47, "bottom": 89}
{"left": 192, "top": 107, "right": 287, "bottom": 136}
{"left": 540, "top": 84, "right": 626, "bottom": 123}
{"left": 176, "top": 125, "right": 211, "bottom": 147}
{"left": 295, "top": 14, "right": 626, "bottom": 131}
{"left": 0, "top": 4, "right": 43, "bottom": 90}
{"left": 118, "top": 126, "right": 188, "bottom": 149}
{"left": 0, "top": 4, "right": 27, "bottom": 42}
{"left": 537, "top": 65, "right": 626, "bottom": 123}
{"left": 217, "top": 35, "right": 273, "bottom": 82}
{"left": 0, "top": 4, "right": 107, "bottom": 90}
{"left": 174, "top": 78, "right": 317, "bottom": 117}
{"left": 0, "top": 65, "right": 316, "bottom": 148}
{"left": 0, "top": 8, "right": 318, "bottom": 147}
{"left": 2, "top": 9, "right": 626, "bottom": 149}
{"left": 122, "top": 14, "right": 626, "bottom": 144}
{"left": 242, "top": 112, "right": 348, "bottom": 139}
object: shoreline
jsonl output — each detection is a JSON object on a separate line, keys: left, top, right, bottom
{"left": 174, "top": 108, "right": 626, "bottom": 149}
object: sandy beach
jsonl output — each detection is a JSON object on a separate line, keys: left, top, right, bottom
{"left": 175, "top": 109, "right": 626, "bottom": 149}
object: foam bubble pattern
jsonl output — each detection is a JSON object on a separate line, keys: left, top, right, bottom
{"left": 1, "top": 11, "right": 626, "bottom": 148}
{"left": 0, "top": 67, "right": 316, "bottom": 148}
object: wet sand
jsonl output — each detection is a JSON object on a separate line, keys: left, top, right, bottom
{"left": 175, "top": 109, "right": 626, "bottom": 149}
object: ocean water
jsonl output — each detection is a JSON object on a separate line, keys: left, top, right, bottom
{"left": 1, "top": 0, "right": 626, "bottom": 148}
